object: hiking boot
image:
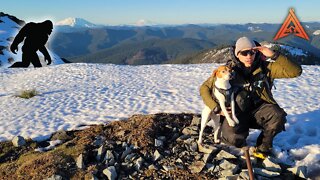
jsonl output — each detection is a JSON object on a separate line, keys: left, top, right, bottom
{"left": 256, "top": 144, "right": 272, "bottom": 155}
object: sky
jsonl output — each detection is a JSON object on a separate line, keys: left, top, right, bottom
{"left": 1, "top": 0, "right": 320, "bottom": 25}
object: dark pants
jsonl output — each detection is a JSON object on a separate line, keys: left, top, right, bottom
{"left": 220, "top": 103, "right": 287, "bottom": 150}
{"left": 10, "top": 50, "right": 42, "bottom": 68}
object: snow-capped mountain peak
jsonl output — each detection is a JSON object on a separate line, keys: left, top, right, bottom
{"left": 55, "top": 17, "right": 97, "bottom": 28}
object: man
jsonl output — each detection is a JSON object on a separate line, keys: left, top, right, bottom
{"left": 10, "top": 20, "right": 53, "bottom": 68}
{"left": 200, "top": 37, "right": 302, "bottom": 155}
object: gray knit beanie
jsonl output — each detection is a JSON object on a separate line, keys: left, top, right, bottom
{"left": 234, "top": 37, "right": 256, "bottom": 55}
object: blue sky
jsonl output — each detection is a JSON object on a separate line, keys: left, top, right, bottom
{"left": 2, "top": 0, "right": 320, "bottom": 25}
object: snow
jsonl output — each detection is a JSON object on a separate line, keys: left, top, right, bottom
{"left": 55, "top": 17, "right": 97, "bottom": 28}
{"left": 264, "top": 43, "right": 307, "bottom": 56}
{"left": 0, "top": 63, "right": 319, "bottom": 177}
{"left": 313, "top": 30, "right": 320, "bottom": 35}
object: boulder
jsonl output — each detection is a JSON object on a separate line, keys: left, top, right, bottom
{"left": 103, "top": 166, "right": 117, "bottom": 180}
{"left": 12, "top": 136, "right": 26, "bottom": 147}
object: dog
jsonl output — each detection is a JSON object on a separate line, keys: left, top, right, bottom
{"left": 198, "top": 65, "right": 239, "bottom": 146}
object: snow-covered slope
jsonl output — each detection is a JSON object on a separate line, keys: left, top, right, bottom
{"left": 0, "top": 63, "right": 319, "bottom": 177}
{"left": 55, "top": 17, "right": 98, "bottom": 28}
{"left": 0, "top": 14, "right": 64, "bottom": 67}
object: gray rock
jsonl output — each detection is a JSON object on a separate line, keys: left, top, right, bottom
{"left": 202, "top": 153, "right": 211, "bottom": 164}
{"left": 220, "top": 170, "right": 234, "bottom": 177}
{"left": 216, "top": 150, "right": 237, "bottom": 160}
{"left": 158, "top": 136, "right": 166, "bottom": 141}
{"left": 238, "top": 170, "right": 250, "bottom": 180}
{"left": 219, "top": 175, "right": 238, "bottom": 180}
{"left": 198, "top": 144, "right": 218, "bottom": 154}
{"left": 148, "top": 164, "right": 159, "bottom": 170}
{"left": 103, "top": 166, "right": 117, "bottom": 180}
{"left": 51, "top": 130, "right": 71, "bottom": 142}
{"left": 45, "top": 174, "right": 63, "bottom": 180}
{"left": 93, "top": 136, "right": 106, "bottom": 146}
{"left": 176, "top": 158, "right": 183, "bottom": 163}
{"left": 176, "top": 135, "right": 191, "bottom": 142}
{"left": 104, "top": 150, "right": 115, "bottom": 165}
{"left": 191, "top": 116, "right": 201, "bottom": 126}
{"left": 189, "top": 161, "right": 206, "bottom": 173}
{"left": 206, "top": 163, "right": 217, "bottom": 172}
{"left": 76, "top": 154, "right": 85, "bottom": 169}
{"left": 135, "top": 157, "right": 144, "bottom": 170}
{"left": 155, "top": 139, "right": 164, "bottom": 147}
{"left": 182, "top": 126, "right": 198, "bottom": 135}
{"left": 253, "top": 168, "right": 280, "bottom": 177}
{"left": 163, "top": 165, "right": 174, "bottom": 171}
{"left": 121, "top": 146, "right": 132, "bottom": 159}
{"left": 96, "top": 145, "right": 106, "bottom": 161}
{"left": 190, "top": 142, "right": 198, "bottom": 152}
{"left": 262, "top": 157, "right": 282, "bottom": 172}
{"left": 153, "top": 150, "right": 163, "bottom": 162}
{"left": 124, "top": 153, "right": 137, "bottom": 162}
{"left": 219, "top": 159, "right": 239, "bottom": 174}
{"left": 12, "top": 136, "right": 26, "bottom": 147}
{"left": 287, "top": 165, "right": 307, "bottom": 179}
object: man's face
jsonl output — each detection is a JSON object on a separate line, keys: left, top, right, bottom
{"left": 236, "top": 48, "right": 256, "bottom": 67}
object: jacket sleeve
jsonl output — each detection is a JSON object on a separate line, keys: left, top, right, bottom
{"left": 199, "top": 76, "right": 218, "bottom": 110}
{"left": 268, "top": 54, "right": 302, "bottom": 79}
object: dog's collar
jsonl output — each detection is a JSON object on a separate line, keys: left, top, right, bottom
{"left": 214, "top": 85, "right": 232, "bottom": 96}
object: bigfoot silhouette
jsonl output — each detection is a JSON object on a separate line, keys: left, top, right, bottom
{"left": 10, "top": 20, "right": 53, "bottom": 68}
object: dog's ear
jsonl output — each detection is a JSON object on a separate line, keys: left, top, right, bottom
{"left": 212, "top": 69, "right": 218, "bottom": 77}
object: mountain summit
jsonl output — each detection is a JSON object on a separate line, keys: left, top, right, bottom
{"left": 55, "top": 17, "right": 98, "bottom": 28}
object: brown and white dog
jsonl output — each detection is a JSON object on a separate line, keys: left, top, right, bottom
{"left": 198, "top": 65, "right": 239, "bottom": 145}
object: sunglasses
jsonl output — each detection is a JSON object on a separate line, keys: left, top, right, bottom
{"left": 239, "top": 49, "right": 256, "bottom": 56}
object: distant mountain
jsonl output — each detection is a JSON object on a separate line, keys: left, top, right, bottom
{"left": 70, "top": 38, "right": 216, "bottom": 65}
{"left": 55, "top": 17, "right": 99, "bottom": 28}
{"left": 172, "top": 42, "right": 320, "bottom": 65}
{"left": 0, "top": 12, "right": 65, "bottom": 67}
{"left": 51, "top": 22, "right": 320, "bottom": 63}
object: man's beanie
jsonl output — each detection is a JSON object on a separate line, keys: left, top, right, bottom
{"left": 234, "top": 37, "right": 256, "bottom": 55}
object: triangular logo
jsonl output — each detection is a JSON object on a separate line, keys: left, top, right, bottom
{"left": 274, "top": 8, "right": 309, "bottom": 41}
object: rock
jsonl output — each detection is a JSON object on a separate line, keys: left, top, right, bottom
{"left": 191, "top": 116, "right": 201, "bottom": 126}
{"left": 76, "top": 154, "right": 85, "bottom": 169}
{"left": 135, "top": 157, "right": 144, "bottom": 170}
{"left": 104, "top": 150, "right": 115, "bottom": 165}
{"left": 188, "top": 161, "right": 206, "bottom": 173}
{"left": 153, "top": 150, "right": 163, "bottom": 162}
{"left": 115, "top": 130, "right": 125, "bottom": 137}
{"left": 155, "top": 139, "right": 164, "bottom": 147}
{"left": 216, "top": 150, "right": 237, "bottom": 160}
{"left": 51, "top": 130, "right": 72, "bottom": 142}
{"left": 96, "top": 145, "right": 106, "bottom": 161}
{"left": 176, "top": 158, "right": 183, "bottom": 163}
{"left": 253, "top": 168, "right": 280, "bottom": 177}
{"left": 198, "top": 143, "right": 218, "bottom": 154}
{"left": 238, "top": 170, "right": 250, "bottom": 180}
{"left": 93, "top": 136, "right": 106, "bottom": 146}
{"left": 182, "top": 126, "right": 198, "bottom": 135}
{"left": 262, "top": 157, "right": 282, "bottom": 172}
{"left": 12, "top": 136, "right": 26, "bottom": 147}
{"left": 103, "top": 166, "right": 117, "bottom": 180}
{"left": 45, "top": 174, "right": 63, "bottom": 180}
{"left": 190, "top": 142, "right": 198, "bottom": 152}
{"left": 176, "top": 135, "right": 191, "bottom": 142}
{"left": 220, "top": 170, "right": 234, "bottom": 177}
{"left": 202, "top": 153, "right": 211, "bottom": 164}
{"left": 219, "top": 175, "right": 238, "bottom": 180}
{"left": 287, "top": 165, "right": 307, "bottom": 179}
{"left": 124, "top": 153, "right": 137, "bottom": 162}
{"left": 206, "top": 163, "right": 217, "bottom": 172}
{"left": 163, "top": 165, "right": 174, "bottom": 171}
{"left": 219, "top": 159, "right": 239, "bottom": 174}
{"left": 158, "top": 136, "right": 166, "bottom": 141}
{"left": 121, "top": 146, "right": 132, "bottom": 159}
{"left": 148, "top": 164, "right": 158, "bottom": 170}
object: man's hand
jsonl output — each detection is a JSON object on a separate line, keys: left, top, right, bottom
{"left": 253, "top": 46, "right": 274, "bottom": 58}
{"left": 10, "top": 44, "right": 18, "bottom": 54}
{"left": 45, "top": 56, "right": 52, "bottom": 65}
